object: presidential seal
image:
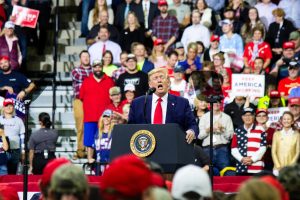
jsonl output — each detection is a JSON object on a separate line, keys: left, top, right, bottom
{"left": 130, "top": 130, "right": 156, "bottom": 158}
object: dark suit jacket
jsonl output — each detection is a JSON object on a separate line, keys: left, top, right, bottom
{"left": 128, "top": 94, "right": 199, "bottom": 136}
{"left": 132, "top": 1, "right": 159, "bottom": 30}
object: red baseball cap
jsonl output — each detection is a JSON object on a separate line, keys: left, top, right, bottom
{"left": 153, "top": 38, "right": 165, "bottom": 46}
{"left": 0, "top": 185, "right": 19, "bottom": 200}
{"left": 210, "top": 35, "right": 220, "bottom": 42}
{"left": 40, "top": 158, "right": 71, "bottom": 187}
{"left": 256, "top": 108, "right": 268, "bottom": 115}
{"left": 260, "top": 176, "right": 289, "bottom": 200}
{"left": 100, "top": 154, "right": 158, "bottom": 199}
{"left": 3, "top": 98, "right": 14, "bottom": 107}
{"left": 288, "top": 97, "right": 300, "bottom": 106}
{"left": 270, "top": 90, "right": 280, "bottom": 98}
{"left": 158, "top": 0, "right": 168, "bottom": 6}
{"left": 0, "top": 56, "right": 9, "bottom": 61}
{"left": 283, "top": 41, "right": 295, "bottom": 50}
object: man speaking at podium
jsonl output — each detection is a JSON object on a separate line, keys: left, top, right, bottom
{"left": 128, "top": 68, "right": 198, "bottom": 144}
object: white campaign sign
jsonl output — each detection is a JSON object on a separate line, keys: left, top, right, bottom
{"left": 231, "top": 74, "right": 265, "bottom": 97}
{"left": 267, "top": 107, "right": 289, "bottom": 126}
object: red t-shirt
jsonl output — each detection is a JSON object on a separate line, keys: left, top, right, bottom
{"left": 80, "top": 74, "right": 115, "bottom": 122}
{"left": 106, "top": 101, "right": 126, "bottom": 114}
{"left": 278, "top": 77, "right": 300, "bottom": 97}
{"left": 243, "top": 42, "right": 272, "bottom": 70}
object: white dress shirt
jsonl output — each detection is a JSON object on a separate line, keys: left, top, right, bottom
{"left": 151, "top": 93, "right": 168, "bottom": 124}
{"left": 181, "top": 24, "right": 210, "bottom": 52}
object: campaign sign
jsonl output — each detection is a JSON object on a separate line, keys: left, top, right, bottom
{"left": 5, "top": 93, "right": 26, "bottom": 119}
{"left": 267, "top": 107, "right": 289, "bottom": 126}
{"left": 231, "top": 74, "right": 265, "bottom": 97}
{"left": 11, "top": 5, "right": 39, "bottom": 28}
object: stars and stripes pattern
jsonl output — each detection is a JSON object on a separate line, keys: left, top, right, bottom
{"left": 232, "top": 125, "right": 267, "bottom": 174}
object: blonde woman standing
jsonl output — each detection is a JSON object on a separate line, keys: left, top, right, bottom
{"left": 272, "top": 111, "right": 300, "bottom": 172}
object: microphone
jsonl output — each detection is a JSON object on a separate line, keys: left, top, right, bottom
{"left": 147, "top": 87, "right": 156, "bottom": 95}
{"left": 144, "top": 87, "right": 156, "bottom": 123}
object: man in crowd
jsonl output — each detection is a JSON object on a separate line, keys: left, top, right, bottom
{"left": 199, "top": 100, "right": 234, "bottom": 176}
{"left": 86, "top": 10, "right": 120, "bottom": 45}
{"left": 116, "top": 54, "right": 149, "bottom": 98}
{"left": 231, "top": 107, "right": 267, "bottom": 175}
{"left": 88, "top": 25, "right": 121, "bottom": 64}
{"left": 133, "top": 43, "right": 154, "bottom": 73}
{"left": 111, "top": 51, "right": 128, "bottom": 81}
{"left": 128, "top": 68, "right": 198, "bottom": 144}
{"left": 71, "top": 50, "right": 92, "bottom": 159}
{"left": 270, "top": 41, "right": 300, "bottom": 81}
{"left": 80, "top": 59, "right": 114, "bottom": 163}
{"left": 152, "top": 0, "right": 179, "bottom": 52}
{"left": 278, "top": 61, "right": 300, "bottom": 99}
{"left": 0, "top": 56, "right": 35, "bottom": 101}
{"left": 106, "top": 86, "right": 125, "bottom": 114}
{"left": 181, "top": 10, "right": 210, "bottom": 52}
{"left": 224, "top": 96, "right": 256, "bottom": 129}
{"left": 168, "top": 0, "right": 191, "bottom": 29}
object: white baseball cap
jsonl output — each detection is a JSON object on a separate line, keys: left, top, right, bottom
{"left": 4, "top": 21, "right": 15, "bottom": 29}
{"left": 124, "top": 83, "right": 135, "bottom": 92}
{"left": 171, "top": 165, "right": 212, "bottom": 199}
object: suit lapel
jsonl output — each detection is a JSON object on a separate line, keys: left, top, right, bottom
{"left": 146, "top": 95, "right": 152, "bottom": 124}
{"left": 166, "top": 94, "right": 176, "bottom": 123}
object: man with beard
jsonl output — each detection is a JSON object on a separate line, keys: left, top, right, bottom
{"left": 71, "top": 50, "right": 92, "bottom": 159}
{"left": 79, "top": 59, "right": 114, "bottom": 163}
{"left": 0, "top": 56, "right": 35, "bottom": 100}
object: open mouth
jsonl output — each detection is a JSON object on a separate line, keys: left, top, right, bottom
{"left": 157, "top": 84, "right": 163, "bottom": 89}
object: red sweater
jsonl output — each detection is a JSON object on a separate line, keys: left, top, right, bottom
{"left": 80, "top": 74, "right": 114, "bottom": 122}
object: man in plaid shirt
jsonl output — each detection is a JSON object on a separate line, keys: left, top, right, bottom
{"left": 151, "top": 0, "right": 179, "bottom": 53}
{"left": 71, "top": 50, "right": 92, "bottom": 159}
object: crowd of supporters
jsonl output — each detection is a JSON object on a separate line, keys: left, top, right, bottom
{"left": 0, "top": 0, "right": 299, "bottom": 196}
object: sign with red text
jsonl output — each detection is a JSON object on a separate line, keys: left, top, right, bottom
{"left": 11, "top": 5, "right": 39, "bottom": 28}
{"left": 231, "top": 74, "right": 265, "bottom": 97}
{"left": 267, "top": 107, "right": 289, "bottom": 126}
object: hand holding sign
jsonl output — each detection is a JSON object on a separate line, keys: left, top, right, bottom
{"left": 11, "top": 5, "right": 39, "bottom": 28}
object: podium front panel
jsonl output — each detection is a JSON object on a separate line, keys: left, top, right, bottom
{"left": 110, "top": 124, "right": 194, "bottom": 173}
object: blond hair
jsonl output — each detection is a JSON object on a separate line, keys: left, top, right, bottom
{"left": 92, "top": 0, "right": 108, "bottom": 26}
{"left": 98, "top": 115, "right": 114, "bottom": 139}
{"left": 124, "top": 11, "right": 140, "bottom": 30}
{"left": 148, "top": 68, "right": 169, "bottom": 80}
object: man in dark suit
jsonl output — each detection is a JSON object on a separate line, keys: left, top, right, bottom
{"left": 128, "top": 68, "right": 198, "bottom": 143}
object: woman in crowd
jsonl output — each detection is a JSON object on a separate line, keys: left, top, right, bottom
{"left": 272, "top": 111, "right": 300, "bottom": 173}
{"left": 240, "top": 7, "right": 265, "bottom": 45}
{"left": 28, "top": 112, "right": 58, "bottom": 174}
{"left": 92, "top": 109, "right": 114, "bottom": 173}
{"left": 196, "top": 41, "right": 205, "bottom": 62}
{"left": 179, "top": 42, "right": 202, "bottom": 76}
{"left": 212, "top": 52, "right": 232, "bottom": 83}
{"left": 243, "top": 26, "right": 272, "bottom": 71}
{"left": 193, "top": 94, "right": 208, "bottom": 125}
{"left": 102, "top": 50, "right": 118, "bottom": 77}
{"left": 88, "top": 0, "right": 114, "bottom": 30}
{"left": 227, "top": 0, "right": 249, "bottom": 23}
{"left": 120, "top": 12, "right": 144, "bottom": 53}
{"left": 149, "top": 39, "right": 168, "bottom": 68}
{"left": 255, "top": 109, "right": 275, "bottom": 170}
{"left": 266, "top": 8, "right": 296, "bottom": 63}
{"left": 219, "top": 69, "right": 232, "bottom": 107}
{"left": 0, "top": 99, "right": 24, "bottom": 175}
{"left": 0, "top": 21, "right": 22, "bottom": 70}
{"left": 194, "top": 0, "right": 217, "bottom": 30}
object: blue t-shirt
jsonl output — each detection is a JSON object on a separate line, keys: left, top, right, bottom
{"left": 0, "top": 71, "right": 31, "bottom": 94}
{"left": 93, "top": 133, "right": 111, "bottom": 163}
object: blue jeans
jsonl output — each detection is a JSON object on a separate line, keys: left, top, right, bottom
{"left": 203, "top": 145, "right": 231, "bottom": 176}
{"left": 81, "top": 0, "right": 95, "bottom": 36}
{"left": 0, "top": 165, "right": 8, "bottom": 175}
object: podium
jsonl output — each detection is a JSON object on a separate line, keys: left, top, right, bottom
{"left": 110, "top": 123, "right": 194, "bottom": 173}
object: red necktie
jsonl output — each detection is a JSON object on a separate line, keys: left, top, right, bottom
{"left": 154, "top": 98, "right": 163, "bottom": 124}
{"left": 102, "top": 43, "right": 106, "bottom": 55}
